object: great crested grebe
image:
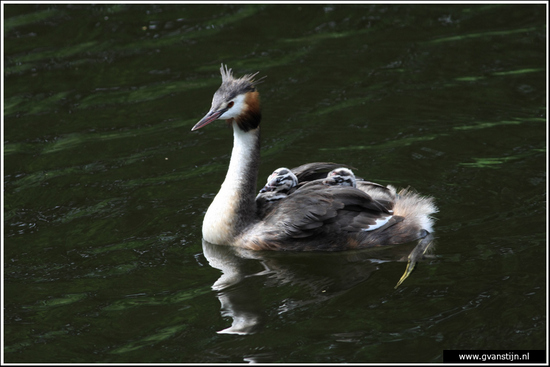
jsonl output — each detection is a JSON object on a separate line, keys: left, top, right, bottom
{"left": 192, "top": 64, "right": 438, "bottom": 252}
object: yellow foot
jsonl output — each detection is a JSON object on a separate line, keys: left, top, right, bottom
{"left": 394, "top": 233, "right": 434, "bottom": 289}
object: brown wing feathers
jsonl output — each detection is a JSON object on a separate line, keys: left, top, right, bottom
{"left": 264, "top": 186, "right": 394, "bottom": 240}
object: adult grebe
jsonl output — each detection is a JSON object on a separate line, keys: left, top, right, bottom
{"left": 192, "top": 64, "right": 438, "bottom": 252}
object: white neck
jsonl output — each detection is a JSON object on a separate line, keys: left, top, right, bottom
{"left": 202, "top": 124, "right": 260, "bottom": 244}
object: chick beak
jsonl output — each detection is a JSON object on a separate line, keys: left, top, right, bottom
{"left": 259, "top": 176, "right": 279, "bottom": 193}
{"left": 259, "top": 185, "right": 273, "bottom": 193}
{"left": 191, "top": 107, "right": 228, "bottom": 131}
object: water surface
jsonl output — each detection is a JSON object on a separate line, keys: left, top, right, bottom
{"left": 3, "top": 3, "right": 547, "bottom": 363}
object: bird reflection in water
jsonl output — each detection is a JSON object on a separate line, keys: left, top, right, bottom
{"left": 202, "top": 238, "right": 433, "bottom": 335}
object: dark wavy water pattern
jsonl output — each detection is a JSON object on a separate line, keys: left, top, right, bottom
{"left": 3, "top": 3, "right": 546, "bottom": 363}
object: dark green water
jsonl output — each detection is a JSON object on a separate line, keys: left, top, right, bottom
{"left": 3, "top": 3, "right": 547, "bottom": 363}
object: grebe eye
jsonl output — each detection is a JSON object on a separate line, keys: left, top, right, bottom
{"left": 227, "top": 101, "right": 234, "bottom": 108}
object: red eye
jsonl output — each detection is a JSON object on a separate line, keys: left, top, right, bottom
{"left": 227, "top": 101, "right": 234, "bottom": 108}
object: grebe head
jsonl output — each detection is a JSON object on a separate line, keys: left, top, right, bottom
{"left": 191, "top": 64, "right": 265, "bottom": 132}
{"left": 323, "top": 167, "right": 357, "bottom": 187}
{"left": 259, "top": 167, "right": 298, "bottom": 194}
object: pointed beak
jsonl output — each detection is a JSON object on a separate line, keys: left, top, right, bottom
{"left": 191, "top": 107, "right": 228, "bottom": 131}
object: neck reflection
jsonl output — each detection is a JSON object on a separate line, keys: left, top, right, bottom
{"left": 202, "top": 240, "right": 424, "bottom": 335}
